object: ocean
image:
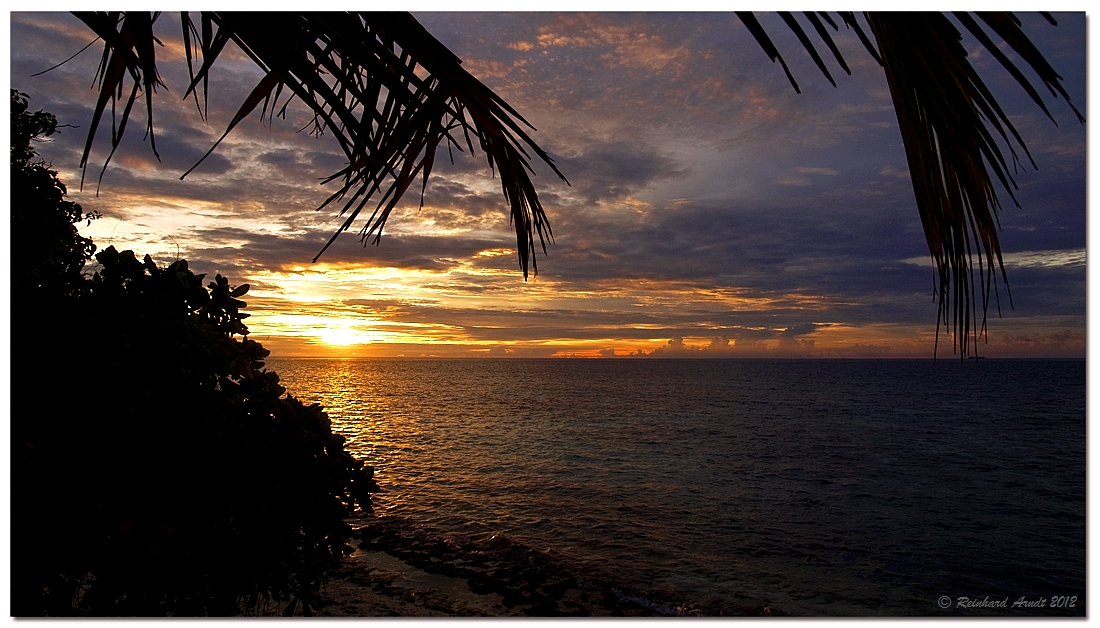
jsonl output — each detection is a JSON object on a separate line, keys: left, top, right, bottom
{"left": 264, "top": 358, "right": 1085, "bottom": 616}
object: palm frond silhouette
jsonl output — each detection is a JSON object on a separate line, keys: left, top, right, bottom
{"left": 70, "top": 11, "right": 1081, "bottom": 354}
{"left": 737, "top": 11, "right": 1082, "bottom": 356}
{"left": 73, "top": 11, "right": 567, "bottom": 279}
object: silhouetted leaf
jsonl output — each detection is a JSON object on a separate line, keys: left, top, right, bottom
{"left": 76, "top": 11, "right": 569, "bottom": 280}
{"left": 742, "top": 11, "right": 1083, "bottom": 356}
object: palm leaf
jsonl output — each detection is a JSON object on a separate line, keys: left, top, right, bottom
{"left": 737, "top": 11, "right": 1082, "bottom": 357}
{"left": 73, "top": 12, "right": 165, "bottom": 190}
{"left": 75, "top": 11, "right": 568, "bottom": 280}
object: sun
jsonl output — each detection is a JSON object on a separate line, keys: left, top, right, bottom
{"left": 317, "top": 325, "right": 367, "bottom": 346}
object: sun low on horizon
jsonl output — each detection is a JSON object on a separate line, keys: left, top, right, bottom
{"left": 10, "top": 12, "right": 1086, "bottom": 360}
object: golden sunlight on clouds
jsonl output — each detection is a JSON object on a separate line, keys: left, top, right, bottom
{"left": 258, "top": 313, "right": 432, "bottom": 342}
{"left": 317, "top": 323, "right": 383, "bottom": 346}
{"left": 236, "top": 254, "right": 1076, "bottom": 358}
{"left": 251, "top": 265, "right": 438, "bottom": 300}
{"left": 475, "top": 248, "right": 513, "bottom": 258}
{"left": 231, "top": 255, "right": 904, "bottom": 358}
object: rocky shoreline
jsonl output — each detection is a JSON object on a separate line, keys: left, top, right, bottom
{"left": 308, "top": 516, "right": 786, "bottom": 617}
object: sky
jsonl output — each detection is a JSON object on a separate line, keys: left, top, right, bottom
{"left": 8, "top": 12, "right": 1088, "bottom": 358}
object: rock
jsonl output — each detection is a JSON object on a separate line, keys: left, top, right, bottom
{"left": 525, "top": 600, "right": 564, "bottom": 616}
{"left": 467, "top": 576, "right": 495, "bottom": 596}
{"left": 500, "top": 590, "right": 528, "bottom": 609}
{"left": 346, "top": 516, "right": 771, "bottom": 617}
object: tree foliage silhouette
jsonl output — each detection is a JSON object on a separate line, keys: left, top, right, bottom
{"left": 66, "top": 12, "right": 1082, "bottom": 354}
{"left": 10, "top": 91, "right": 378, "bottom": 616}
{"left": 10, "top": 90, "right": 98, "bottom": 301}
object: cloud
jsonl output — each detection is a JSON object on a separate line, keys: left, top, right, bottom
{"left": 793, "top": 167, "right": 838, "bottom": 176}
{"left": 776, "top": 166, "right": 839, "bottom": 186}
{"left": 780, "top": 322, "right": 819, "bottom": 337}
{"left": 776, "top": 175, "right": 812, "bottom": 187}
{"left": 995, "top": 330, "right": 1084, "bottom": 356}
{"left": 901, "top": 248, "right": 1086, "bottom": 271}
{"left": 11, "top": 12, "right": 1084, "bottom": 359}
{"left": 1002, "top": 249, "right": 1086, "bottom": 269}
{"left": 554, "top": 141, "right": 687, "bottom": 203}
{"left": 878, "top": 165, "right": 911, "bottom": 179}
{"left": 144, "top": 131, "right": 235, "bottom": 177}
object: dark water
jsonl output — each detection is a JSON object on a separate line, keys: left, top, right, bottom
{"left": 265, "top": 358, "right": 1085, "bottom": 616}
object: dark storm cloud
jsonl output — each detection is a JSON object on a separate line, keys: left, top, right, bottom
{"left": 534, "top": 182, "right": 1084, "bottom": 328}
{"left": 184, "top": 227, "right": 523, "bottom": 276}
{"left": 780, "top": 322, "right": 819, "bottom": 337}
{"left": 146, "top": 131, "right": 234, "bottom": 176}
{"left": 305, "top": 150, "right": 351, "bottom": 174}
{"left": 993, "top": 265, "right": 1086, "bottom": 317}
{"left": 258, "top": 151, "right": 306, "bottom": 169}
{"left": 546, "top": 196, "right": 927, "bottom": 288}
{"left": 418, "top": 177, "right": 510, "bottom": 218}
{"left": 552, "top": 141, "right": 687, "bottom": 203}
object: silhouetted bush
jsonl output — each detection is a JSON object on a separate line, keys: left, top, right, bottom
{"left": 10, "top": 90, "right": 378, "bottom": 616}
{"left": 10, "top": 90, "right": 97, "bottom": 302}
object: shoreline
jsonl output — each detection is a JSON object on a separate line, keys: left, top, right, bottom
{"left": 302, "top": 516, "right": 784, "bottom": 617}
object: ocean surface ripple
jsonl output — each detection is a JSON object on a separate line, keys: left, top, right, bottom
{"left": 265, "top": 358, "right": 1084, "bottom": 616}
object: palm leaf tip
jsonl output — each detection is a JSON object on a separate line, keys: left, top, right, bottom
{"left": 736, "top": 12, "right": 801, "bottom": 93}
{"left": 778, "top": 11, "right": 837, "bottom": 87}
{"left": 743, "top": 11, "right": 1080, "bottom": 357}
{"left": 866, "top": 11, "right": 1062, "bottom": 357}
